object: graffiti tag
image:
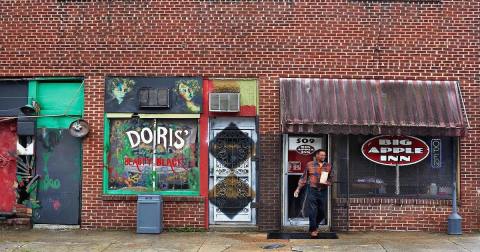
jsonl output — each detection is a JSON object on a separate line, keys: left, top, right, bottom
{"left": 39, "top": 174, "right": 61, "bottom": 191}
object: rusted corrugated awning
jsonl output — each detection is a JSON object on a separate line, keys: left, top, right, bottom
{"left": 280, "top": 79, "right": 468, "bottom": 136}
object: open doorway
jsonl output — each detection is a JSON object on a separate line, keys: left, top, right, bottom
{"left": 282, "top": 134, "right": 330, "bottom": 231}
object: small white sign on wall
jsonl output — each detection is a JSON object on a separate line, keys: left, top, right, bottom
{"left": 288, "top": 137, "right": 324, "bottom": 155}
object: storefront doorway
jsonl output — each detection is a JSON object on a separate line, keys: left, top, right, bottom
{"left": 282, "top": 134, "right": 331, "bottom": 230}
{"left": 209, "top": 117, "right": 257, "bottom": 225}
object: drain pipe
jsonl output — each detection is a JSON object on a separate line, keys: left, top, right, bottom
{"left": 448, "top": 138, "right": 462, "bottom": 235}
{"left": 346, "top": 136, "right": 350, "bottom": 232}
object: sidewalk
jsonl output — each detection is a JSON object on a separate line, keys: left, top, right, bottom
{"left": 0, "top": 229, "right": 479, "bottom": 252}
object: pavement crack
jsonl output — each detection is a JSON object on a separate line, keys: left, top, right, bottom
{"left": 100, "top": 241, "right": 116, "bottom": 252}
{"left": 220, "top": 245, "right": 232, "bottom": 252}
{"left": 448, "top": 239, "right": 471, "bottom": 252}
{"left": 377, "top": 241, "right": 388, "bottom": 252}
{"left": 196, "top": 237, "right": 208, "bottom": 252}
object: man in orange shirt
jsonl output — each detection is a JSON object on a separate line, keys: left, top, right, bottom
{"left": 294, "top": 149, "right": 333, "bottom": 237}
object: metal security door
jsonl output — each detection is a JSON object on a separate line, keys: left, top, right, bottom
{"left": 212, "top": 129, "right": 253, "bottom": 222}
{"left": 34, "top": 129, "right": 81, "bottom": 224}
{"left": 209, "top": 118, "right": 257, "bottom": 224}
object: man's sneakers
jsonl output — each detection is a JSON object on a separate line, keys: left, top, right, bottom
{"left": 310, "top": 229, "right": 319, "bottom": 237}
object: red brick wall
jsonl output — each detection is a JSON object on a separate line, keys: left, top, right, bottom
{"left": 85, "top": 196, "right": 205, "bottom": 230}
{"left": 333, "top": 198, "right": 458, "bottom": 232}
{"left": 0, "top": 0, "right": 478, "bottom": 232}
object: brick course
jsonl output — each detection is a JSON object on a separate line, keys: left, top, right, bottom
{"left": 0, "top": 0, "right": 478, "bottom": 232}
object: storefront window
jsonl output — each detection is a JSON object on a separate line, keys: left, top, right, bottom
{"left": 104, "top": 117, "right": 199, "bottom": 195}
{"left": 334, "top": 135, "right": 455, "bottom": 199}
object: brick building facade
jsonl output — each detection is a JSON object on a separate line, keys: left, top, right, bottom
{"left": 0, "top": 0, "right": 478, "bottom": 232}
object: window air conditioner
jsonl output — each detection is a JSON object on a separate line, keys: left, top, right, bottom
{"left": 209, "top": 93, "right": 240, "bottom": 112}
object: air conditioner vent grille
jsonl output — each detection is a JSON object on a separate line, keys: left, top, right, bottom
{"left": 209, "top": 93, "right": 240, "bottom": 112}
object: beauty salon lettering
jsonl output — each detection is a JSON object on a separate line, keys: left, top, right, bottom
{"left": 124, "top": 157, "right": 183, "bottom": 169}
{"left": 361, "top": 135, "right": 430, "bottom": 166}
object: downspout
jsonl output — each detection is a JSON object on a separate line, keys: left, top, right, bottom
{"left": 447, "top": 137, "right": 462, "bottom": 234}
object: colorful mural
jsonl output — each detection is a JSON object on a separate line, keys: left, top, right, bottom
{"left": 107, "top": 118, "right": 199, "bottom": 193}
{"left": 105, "top": 77, "right": 203, "bottom": 114}
{"left": 109, "top": 78, "right": 136, "bottom": 105}
{"left": 177, "top": 79, "right": 201, "bottom": 113}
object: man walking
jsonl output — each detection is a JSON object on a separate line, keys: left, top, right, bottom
{"left": 293, "top": 149, "right": 333, "bottom": 237}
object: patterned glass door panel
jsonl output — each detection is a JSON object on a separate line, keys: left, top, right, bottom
{"left": 212, "top": 129, "right": 253, "bottom": 222}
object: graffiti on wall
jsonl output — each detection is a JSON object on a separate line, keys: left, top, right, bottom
{"left": 108, "top": 118, "right": 199, "bottom": 192}
{"left": 105, "top": 77, "right": 203, "bottom": 114}
{"left": 209, "top": 123, "right": 256, "bottom": 219}
{"left": 0, "top": 121, "right": 17, "bottom": 213}
{"left": 33, "top": 128, "right": 82, "bottom": 224}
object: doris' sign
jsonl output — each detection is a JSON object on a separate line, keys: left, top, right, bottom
{"left": 361, "top": 135, "right": 430, "bottom": 166}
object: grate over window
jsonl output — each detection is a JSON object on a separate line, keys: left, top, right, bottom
{"left": 139, "top": 88, "right": 169, "bottom": 108}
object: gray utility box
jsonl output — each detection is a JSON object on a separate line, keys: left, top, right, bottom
{"left": 137, "top": 195, "right": 163, "bottom": 234}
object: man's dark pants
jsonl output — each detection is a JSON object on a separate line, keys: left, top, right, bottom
{"left": 306, "top": 187, "right": 327, "bottom": 232}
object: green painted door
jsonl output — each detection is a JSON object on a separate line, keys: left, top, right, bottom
{"left": 30, "top": 80, "right": 84, "bottom": 225}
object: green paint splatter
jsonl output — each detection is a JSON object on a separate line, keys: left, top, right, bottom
{"left": 182, "top": 146, "right": 192, "bottom": 163}
{"left": 38, "top": 152, "right": 61, "bottom": 191}
{"left": 188, "top": 167, "right": 199, "bottom": 191}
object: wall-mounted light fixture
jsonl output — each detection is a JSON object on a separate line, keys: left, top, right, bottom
{"left": 20, "top": 101, "right": 40, "bottom": 116}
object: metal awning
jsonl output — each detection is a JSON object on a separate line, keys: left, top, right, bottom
{"left": 280, "top": 79, "right": 468, "bottom": 136}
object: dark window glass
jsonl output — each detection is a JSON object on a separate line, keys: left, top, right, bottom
{"left": 333, "top": 135, "right": 455, "bottom": 199}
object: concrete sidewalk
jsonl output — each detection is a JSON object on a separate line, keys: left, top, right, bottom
{"left": 0, "top": 229, "right": 479, "bottom": 252}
